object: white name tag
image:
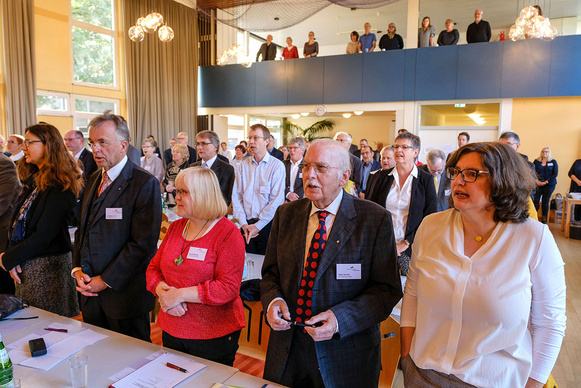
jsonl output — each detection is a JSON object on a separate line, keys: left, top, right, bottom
{"left": 105, "top": 208, "right": 122, "bottom": 220}
{"left": 445, "top": 189, "right": 451, "bottom": 196}
{"left": 144, "top": 165, "right": 151, "bottom": 171}
{"left": 336, "top": 264, "right": 361, "bottom": 280}
{"left": 547, "top": 163, "right": 553, "bottom": 166}
{"left": 259, "top": 186, "right": 270, "bottom": 194}
{"left": 187, "top": 247, "right": 207, "bottom": 261}
{"left": 299, "top": 173, "right": 303, "bottom": 178}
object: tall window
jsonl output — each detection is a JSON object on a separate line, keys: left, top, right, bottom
{"left": 71, "top": 0, "right": 117, "bottom": 87}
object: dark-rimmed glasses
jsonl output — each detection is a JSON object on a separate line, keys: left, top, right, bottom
{"left": 447, "top": 166, "right": 489, "bottom": 183}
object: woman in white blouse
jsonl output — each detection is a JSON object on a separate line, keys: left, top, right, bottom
{"left": 400, "top": 142, "right": 566, "bottom": 388}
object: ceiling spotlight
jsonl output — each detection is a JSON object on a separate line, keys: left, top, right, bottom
{"left": 353, "top": 111, "right": 364, "bottom": 115}
{"left": 343, "top": 113, "right": 352, "bottom": 119}
{"left": 300, "top": 112, "right": 309, "bottom": 116}
{"left": 291, "top": 114, "right": 301, "bottom": 119}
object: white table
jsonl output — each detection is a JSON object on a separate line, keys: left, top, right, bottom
{"left": 222, "top": 371, "right": 287, "bottom": 388}
{"left": 1, "top": 307, "right": 246, "bottom": 387}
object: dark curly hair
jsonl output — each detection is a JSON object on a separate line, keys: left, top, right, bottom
{"left": 446, "top": 142, "right": 535, "bottom": 223}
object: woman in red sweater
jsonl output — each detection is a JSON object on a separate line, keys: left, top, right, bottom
{"left": 282, "top": 37, "right": 299, "bottom": 59}
{"left": 147, "top": 167, "right": 245, "bottom": 366}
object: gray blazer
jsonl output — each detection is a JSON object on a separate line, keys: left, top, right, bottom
{"left": 0, "top": 154, "right": 21, "bottom": 251}
{"left": 260, "top": 193, "right": 402, "bottom": 387}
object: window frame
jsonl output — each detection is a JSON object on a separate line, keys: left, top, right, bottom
{"left": 70, "top": 0, "right": 119, "bottom": 90}
{"left": 36, "top": 90, "right": 71, "bottom": 116}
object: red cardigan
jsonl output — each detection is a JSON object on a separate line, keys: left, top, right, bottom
{"left": 282, "top": 46, "right": 299, "bottom": 59}
{"left": 147, "top": 217, "right": 246, "bottom": 339}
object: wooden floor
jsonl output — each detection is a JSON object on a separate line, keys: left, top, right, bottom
{"left": 92, "top": 220, "right": 581, "bottom": 386}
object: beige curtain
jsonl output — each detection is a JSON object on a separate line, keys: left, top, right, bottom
{"left": 2, "top": 0, "right": 36, "bottom": 135}
{"left": 123, "top": 0, "right": 198, "bottom": 153}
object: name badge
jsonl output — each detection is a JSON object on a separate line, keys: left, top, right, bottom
{"left": 144, "top": 165, "right": 151, "bottom": 171}
{"left": 187, "top": 247, "right": 207, "bottom": 261}
{"left": 105, "top": 208, "right": 122, "bottom": 220}
{"left": 445, "top": 189, "right": 451, "bottom": 196}
{"left": 547, "top": 163, "right": 553, "bottom": 166}
{"left": 336, "top": 264, "right": 361, "bottom": 280}
{"left": 259, "top": 186, "right": 270, "bottom": 194}
{"left": 299, "top": 173, "right": 303, "bottom": 178}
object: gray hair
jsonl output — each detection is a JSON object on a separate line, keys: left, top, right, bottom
{"left": 499, "top": 131, "right": 520, "bottom": 144}
{"left": 426, "top": 149, "right": 445, "bottom": 164}
{"left": 333, "top": 131, "right": 352, "bottom": 143}
{"left": 381, "top": 145, "right": 394, "bottom": 154}
{"left": 88, "top": 110, "right": 129, "bottom": 142}
{"left": 289, "top": 136, "right": 305, "bottom": 149}
{"left": 395, "top": 132, "right": 421, "bottom": 150}
{"left": 197, "top": 130, "right": 220, "bottom": 148}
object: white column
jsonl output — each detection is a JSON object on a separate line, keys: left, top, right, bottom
{"left": 406, "top": 0, "right": 419, "bottom": 49}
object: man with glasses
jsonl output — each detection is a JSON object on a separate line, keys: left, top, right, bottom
{"left": 73, "top": 110, "right": 161, "bottom": 342}
{"left": 261, "top": 138, "right": 402, "bottom": 388}
{"left": 359, "top": 145, "right": 381, "bottom": 199}
{"left": 177, "top": 131, "right": 198, "bottom": 164}
{"left": 333, "top": 132, "right": 363, "bottom": 194}
{"left": 7, "top": 134, "right": 24, "bottom": 162}
{"left": 284, "top": 137, "right": 306, "bottom": 202}
{"left": 65, "top": 129, "right": 98, "bottom": 226}
{"left": 419, "top": 149, "right": 450, "bottom": 212}
{"left": 232, "top": 124, "right": 285, "bottom": 254}
{"left": 191, "top": 130, "right": 235, "bottom": 206}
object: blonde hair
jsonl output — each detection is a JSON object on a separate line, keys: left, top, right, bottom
{"left": 172, "top": 144, "right": 189, "bottom": 161}
{"left": 175, "top": 167, "right": 227, "bottom": 219}
{"left": 537, "top": 147, "right": 553, "bottom": 162}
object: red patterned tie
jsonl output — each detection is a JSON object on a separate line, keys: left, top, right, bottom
{"left": 296, "top": 210, "right": 327, "bottom": 324}
{"left": 98, "top": 172, "right": 110, "bottom": 196}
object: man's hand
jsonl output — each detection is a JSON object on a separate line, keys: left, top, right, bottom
{"left": 358, "top": 192, "right": 365, "bottom": 199}
{"left": 396, "top": 241, "right": 409, "bottom": 256}
{"left": 241, "top": 224, "right": 259, "bottom": 244}
{"left": 305, "top": 310, "right": 338, "bottom": 342}
{"left": 74, "top": 271, "right": 106, "bottom": 296}
{"left": 287, "top": 192, "right": 299, "bottom": 202}
{"left": 266, "top": 299, "right": 291, "bottom": 331}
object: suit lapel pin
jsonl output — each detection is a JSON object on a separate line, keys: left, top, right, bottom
{"left": 336, "top": 240, "right": 339, "bottom": 244}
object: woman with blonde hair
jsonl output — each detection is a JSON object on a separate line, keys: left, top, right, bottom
{"left": 533, "top": 147, "right": 558, "bottom": 223}
{"left": 147, "top": 167, "right": 245, "bottom": 366}
{"left": 0, "top": 122, "right": 82, "bottom": 317}
{"left": 418, "top": 16, "right": 436, "bottom": 47}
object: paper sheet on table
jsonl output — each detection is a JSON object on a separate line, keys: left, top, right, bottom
{"left": 108, "top": 350, "right": 166, "bottom": 382}
{"left": 6, "top": 323, "right": 108, "bottom": 371}
{"left": 110, "top": 353, "right": 206, "bottom": 388}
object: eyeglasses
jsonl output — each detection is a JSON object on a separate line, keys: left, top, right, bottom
{"left": 288, "top": 146, "right": 302, "bottom": 151}
{"left": 447, "top": 166, "right": 489, "bottom": 183}
{"left": 7, "top": 140, "right": 18, "bottom": 144}
{"left": 175, "top": 189, "right": 190, "bottom": 196}
{"left": 336, "top": 139, "right": 349, "bottom": 143}
{"left": 303, "top": 163, "right": 339, "bottom": 174}
{"left": 64, "top": 137, "right": 82, "bottom": 141}
{"left": 88, "top": 139, "right": 119, "bottom": 149}
{"left": 24, "top": 140, "right": 43, "bottom": 147}
{"left": 247, "top": 136, "right": 266, "bottom": 142}
{"left": 392, "top": 145, "right": 414, "bottom": 150}
{"left": 196, "top": 141, "right": 213, "bottom": 147}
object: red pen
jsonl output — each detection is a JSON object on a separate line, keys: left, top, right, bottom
{"left": 166, "top": 362, "right": 188, "bottom": 373}
{"left": 44, "top": 328, "right": 68, "bottom": 333}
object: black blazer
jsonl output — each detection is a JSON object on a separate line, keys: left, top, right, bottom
{"left": 256, "top": 42, "right": 276, "bottom": 61}
{"left": 78, "top": 148, "right": 98, "bottom": 181}
{"left": 534, "top": 159, "right": 558, "bottom": 186}
{"left": 73, "top": 161, "right": 161, "bottom": 319}
{"left": 419, "top": 164, "right": 450, "bottom": 212}
{"left": 269, "top": 147, "right": 285, "bottom": 161}
{"left": 163, "top": 147, "right": 173, "bottom": 167}
{"left": 261, "top": 194, "right": 402, "bottom": 387}
{"left": 362, "top": 159, "right": 381, "bottom": 193}
{"left": 283, "top": 159, "right": 304, "bottom": 199}
{"left": 366, "top": 167, "right": 437, "bottom": 256}
{"left": 0, "top": 154, "right": 21, "bottom": 252}
{"left": 349, "top": 154, "right": 363, "bottom": 193}
{"left": 192, "top": 158, "right": 235, "bottom": 206}
{"left": 187, "top": 145, "right": 198, "bottom": 164}
{"left": 127, "top": 144, "right": 141, "bottom": 165}
{"left": 3, "top": 177, "right": 76, "bottom": 271}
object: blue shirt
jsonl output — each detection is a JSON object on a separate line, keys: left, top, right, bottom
{"left": 359, "top": 33, "right": 376, "bottom": 52}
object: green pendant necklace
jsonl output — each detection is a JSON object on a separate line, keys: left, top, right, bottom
{"left": 174, "top": 219, "right": 210, "bottom": 266}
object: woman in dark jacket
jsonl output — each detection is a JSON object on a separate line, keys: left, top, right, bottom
{"left": 568, "top": 158, "right": 581, "bottom": 221}
{"left": 533, "top": 147, "right": 558, "bottom": 223}
{"left": 0, "top": 123, "right": 82, "bottom": 317}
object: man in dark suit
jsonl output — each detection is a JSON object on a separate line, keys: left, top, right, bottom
{"left": 267, "top": 134, "right": 285, "bottom": 161}
{"left": 359, "top": 145, "right": 381, "bottom": 198}
{"left": 334, "top": 132, "right": 363, "bottom": 194}
{"left": 419, "top": 149, "right": 450, "bottom": 212}
{"left": 64, "top": 130, "right": 99, "bottom": 226}
{"left": 261, "top": 139, "right": 402, "bottom": 388}
{"left": 256, "top": 34, "right": 276, "bottom": 61}
{"left": 177, "top": 131, "right": 198, "bottom": 164}
{"left": 163, "top": 138, "right": 176, "bottom": 167}
{"left": 73, "top": 111, "right": 161, "bottom": 342}
{"left": 126, "top": 142, "right": 141, "bottom": 165}
{"left": 284, "top": 137, "right": 305, "bottom": 202}
{"left": 191, "top": 130, "right": 235, "bottom": 206}
{"left": 0, "top": 154, "right": 21, "bottom": 294}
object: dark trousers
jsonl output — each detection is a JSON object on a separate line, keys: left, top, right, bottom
{"left": 0, "top": 270, "right": 15, "bottom": 295}
{"left": 81, "top": 297, "right": 151, "bottom": 342}
{"left": 533, "top": 184, "right": 556, "bottom": 218}
{"left": 279, "top": 327, "right": 325, "bottom": 388}
{"left": 162, "top": 330, "right": 241, "bottom": 367}
{"left": 243, "top": 219, "right": 272, "bottom": 255}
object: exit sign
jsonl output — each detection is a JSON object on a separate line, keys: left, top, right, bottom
{"left": 454, "top": 104, "right": 466, "bottom": 108}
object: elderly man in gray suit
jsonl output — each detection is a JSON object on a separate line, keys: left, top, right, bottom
{"left": 260, "top": 139, "right": 402, "bottom": 388}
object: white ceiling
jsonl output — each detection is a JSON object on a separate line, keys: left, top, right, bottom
{"left": 256, "top": 0, "right": 581, "bottom": 47}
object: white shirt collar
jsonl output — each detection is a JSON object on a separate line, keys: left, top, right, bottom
{"left": 389, "top": 164, "right": 419, "bottom": 179}
{"left": 10, "top": 151, "right": 24, "bottom": 161}
{"left": 253, "top": 151, "right": 271, "bottom": 165}
{"left": 203, "top": 155, "right": 217, "bottom": 168}
{"left": 74, "top": 148, "right": 84, "bottom": 160}
{"left": 291, "top": 157, "right": 302, "bottom": 167}
{"left": 103, "top": 155, "right": 128, "bottom": 182}
{"left": 310, "top": 189, "right": 343, "bottom": 216}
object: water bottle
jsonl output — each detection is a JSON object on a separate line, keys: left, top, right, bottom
{"left": 0, "top": 333, "right": 14, "bottom": 388}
